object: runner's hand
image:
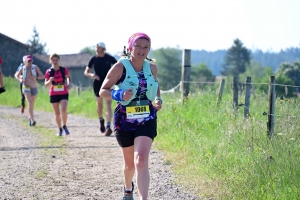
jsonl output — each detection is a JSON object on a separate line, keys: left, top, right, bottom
{"left": 49, "top": 77, "right": 54, "bottom": 82}
{"left": 123, "top": 88, "right": 133, "bottom": 101}
{"left": 67, "top": 84, "right": 71, "bottom": 90}
{"left": 154, "top": 99, "right": 162, "bottom": 111}
{"left": 93, "top": 74, "right": 100, "bottom": 81}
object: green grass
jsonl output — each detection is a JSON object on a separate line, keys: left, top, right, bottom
{"left": 155, "top": 88, "right": 300, "bottom": 199}
{"left": 1, "top": 76, "right": 300, "bottom": 199}
{"left": 0, "top": 77, "right": 117, "bottom": 118}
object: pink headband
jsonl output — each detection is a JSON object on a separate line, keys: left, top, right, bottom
{"left": 128, "top": 32, "right": 151, "bottom": 51}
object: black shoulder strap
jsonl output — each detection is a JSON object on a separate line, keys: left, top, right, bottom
{"left": 50, "top": 67, "right": 55, "bottom": 77}
{"left": 50, "top": 67, "right": 66, "bottom": 84}
{"left": 59, "top": 66, "right": 66, "bottom": 83}
{"left": 50, "top": 67, "right": 55, "bottom": 84}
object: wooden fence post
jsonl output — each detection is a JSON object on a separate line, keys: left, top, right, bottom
{"left": 181, "top": 49, "right": 191, "bottom": 103}
{"left": 217, "top": 79, "right": 225, "bottom": 105}
{"left": 267, "top": 76, "right": 275, "bottom": 137}
{"left": 232, "top": 77, "right": 239, "bottom": 111}
{"left": 244, "top": 76, "right": 251, "bottom": 119}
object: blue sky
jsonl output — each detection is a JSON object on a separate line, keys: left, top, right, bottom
{"left": 0, "top": 0, "right": 299, "bottom": 55}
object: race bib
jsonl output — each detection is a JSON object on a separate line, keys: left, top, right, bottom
{"left": 126, "top": 105, "right": 150, "bottom": 119}
{"left": 22, "top": 85, "right": 30, "bottom": 92}
{"left": 53, "top": 85, "right": 65, "bottom": 92}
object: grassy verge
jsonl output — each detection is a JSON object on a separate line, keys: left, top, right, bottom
{"left": 0, "top": 77, "right": 117, "bottom": 118}
{"left": 1, "top": 76, "right": 300, "bottom": 199}
{"left": 155, "top": 89, "right": 300, "bottom": 199}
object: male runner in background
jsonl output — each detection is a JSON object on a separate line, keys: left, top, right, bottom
{"left": 84, "top": 42, "right": 117, "bottom": 136}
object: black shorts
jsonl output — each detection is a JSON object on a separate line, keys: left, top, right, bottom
{"left": 93, "top": 80, "right": 104, "bottom": 97}
{"left": 50, "top": 94, "right": 69, "bottom": 103}
{"left": 115, "top": 119, "right": 157, "bottom": 148}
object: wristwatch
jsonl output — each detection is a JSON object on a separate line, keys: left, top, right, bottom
{"left": 155, "top": 96, "right": 163, "bottom": 104}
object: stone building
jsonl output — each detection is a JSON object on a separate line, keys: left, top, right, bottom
{"left": 0, "top": 32, "right": 29, "bottom": 76}
{"left": 0, "top": 32, "right": 118, "bottom": 87}
{"left": 33, "top": 53, "right": 93, "bottom": 87}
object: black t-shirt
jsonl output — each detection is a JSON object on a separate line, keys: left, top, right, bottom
{"left": 88, "top": 54, "right": 117, "bottom": 81}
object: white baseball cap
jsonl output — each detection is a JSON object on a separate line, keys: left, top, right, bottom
{"left": 22, "top": 55, "right": 27, "bottom": 62}
{"left": 97, "top": 42, "right": 106, "bottom": 49}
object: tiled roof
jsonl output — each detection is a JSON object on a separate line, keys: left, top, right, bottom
{"left": 33, "top": 53, "right": 92, "bottom": 68}
{"left": 0, "top": 32, "right": 29, "bottom": 49}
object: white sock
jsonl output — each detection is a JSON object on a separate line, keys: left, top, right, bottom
{"left": 125, "top": 187, "right": 132, "bottom": 192}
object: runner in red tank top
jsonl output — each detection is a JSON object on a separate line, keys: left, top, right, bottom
{"left": 44, "top": 53, "right": 72, "bottom": 136}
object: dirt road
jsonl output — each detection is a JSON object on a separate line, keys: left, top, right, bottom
{"left": 0, "top": 106, "right": 200, "bottom": 200}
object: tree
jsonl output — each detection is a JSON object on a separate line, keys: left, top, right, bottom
{"left": 276, "top": 61, "right": 300, "bottom": 86}
{"left": 222, "top": 39, "right": 251, "bottom": 76}
{"left": 151, "top": 48, "right": 181, "bottom": 90}
{"left": 274, "top": 61, "right": 300, "bottom": 97}
{"left": 27, "top": 26, "right": 47, "bottom": 54}
{"left": 239, "top": 61, "right": 267, "bottom": 83}
{"left": 191, "top": 63, "right": 215, "bottom": 82}
{"left": 190, "top": 63, "right": 215, "bottom": 91}
{"left": 79, "top": 46, "right": 96, "bottom": 55}
{"left": 250, "top": 65, "right": 295, "bottom": 97}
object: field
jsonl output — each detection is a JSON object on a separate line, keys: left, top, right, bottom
{"left": 1, "top": 77, "right": 300, "bottom": 199}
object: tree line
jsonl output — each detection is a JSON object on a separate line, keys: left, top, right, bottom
{"left": 29, "top": 27, "right": 300, "bottom": 97}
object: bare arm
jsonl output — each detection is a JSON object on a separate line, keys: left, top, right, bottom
{"left": 14, "top": 68, "right": 23, "bottom": 82}
{"left": 66, "top": 73, "right": 71, "bottom": 89}
{"left": 150, "top": 63, "right": 162, "bottom": 110}
{"left": 44, "top": 70, "right": 53, "bottom": 86}
{"left": 84, "top": 66, "right": 91, "bottom": 77}
{"left": 44, "top": 76, "right": 53, "bottom": 86}
{"left": 84, "top": 66, "right": 93, "bottom": 77}
{"left": 35, "top": 66, "right": 44, "bottom": 80}
{"left": 99, "top": 62, "right": 124, "bottom": 99}
{"left": 84, "top": 66, "right": 100, "bottom": 80}
{"left": 150, "top": 63, "right": 161, "bottom": 97}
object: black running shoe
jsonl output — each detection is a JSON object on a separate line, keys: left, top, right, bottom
{"left": 100, "top": 119, "right": 105, "bottom": 133}
{"left": 123, "top": 182, "right": 134, "bottom": 200}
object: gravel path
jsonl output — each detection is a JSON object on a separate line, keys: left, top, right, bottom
{"left": 0, "top": 106, "right": 200, "bottom": 200}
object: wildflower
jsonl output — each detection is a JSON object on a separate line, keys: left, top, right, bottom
{"left": 224, "top": 114, "right": 226, "bottom": 116}
{"left": 290, "top": 138, "right": 295, "bottom": 141}
{"left": 258, "top": 148, "right": 262, "bottom": 151}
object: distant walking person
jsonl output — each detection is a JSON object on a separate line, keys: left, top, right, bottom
{"left": 15, "top": 55, "right": 44, "bottom": 126}
{"left": 45, "top": 53, "right": 71, "bottom": 136}
{"left": 15, "top": 55, "right": 27, "bottom": 113}
{"left": 0, "top": 57, "right": 5, "bottom": 94}
{"left": 84, "top": 42, "right": 117, "bottom": 136}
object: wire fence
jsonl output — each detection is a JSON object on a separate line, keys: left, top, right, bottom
{"left": 57, "top": 76, "right": 300, "bottom": 134}
{"left": 160, "top": 77, "right": 300, "bottom": 135}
